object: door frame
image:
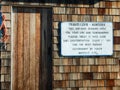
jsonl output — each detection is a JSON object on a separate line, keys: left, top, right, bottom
{"left": 11, "top": 6, "right": 52, "bottom": 90}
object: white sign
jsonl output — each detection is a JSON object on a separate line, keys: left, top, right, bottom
{"left": 61, "top": 22, "right": 113, "bottom": 56}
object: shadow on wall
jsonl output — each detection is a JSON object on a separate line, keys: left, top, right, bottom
{"left": 2, "top": 0, "right": 104, "bottom": 4}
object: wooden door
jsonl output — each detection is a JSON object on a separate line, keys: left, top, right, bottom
{"left": 12, "top": 7, "right": 52, "bottom": 90}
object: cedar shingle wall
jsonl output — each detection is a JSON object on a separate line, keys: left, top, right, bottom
{"left": 0, "top": 6, "right": 11, "bottom": 90}
{"left": 52, "top": 1, "right": 120, "bottom": 90}
{"left": 1, "top": 1, "right": 120, "bottom": 90}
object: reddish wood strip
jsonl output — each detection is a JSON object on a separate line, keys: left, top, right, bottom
{"left": 80, "top": 8, "right": 86, "bottom": 14}
{"left": 114, "top": 37, "right": 120, "bottom": 44}
{"left": 98, "top": 8, "right": 105, "bottom": 15}
{"left": 113, "top": 22, "right": 120, "bottom": 30}
{"left": 106, "top": 80, "right": 115, "bottom": 86}
{"left": 23, "top": 8, "right": 30, "bottom": 90}
{"left": 35, "top": 9, "right": 41, "bottom": 90}
{"left": 17, "top": 8, "right": 24, "bottom": 90}
{"left": 105, "top": 2, "right": 112, "bottom": 8}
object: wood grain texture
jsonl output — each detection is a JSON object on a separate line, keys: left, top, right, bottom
{"left": 12, "top": 7, "right": 52, "bottom": 90}
{"left": 17, "top": 8, "right": 24, "bottom": 90}
{"left": 12, "top": 7, "right": 41, "bottom": 90}
{"left": 29, "top": 8, "right": 36, "bottom": 90}
{"left": 12, "top": 8, "right": 18, "bottom": 90}
{"left": 35, "top": 9, "right": 41, "bottom": 90}
{"left": 23, "top": 8, "right": 30, "bottom": 90}
{"left": 114, "top": 37, "right": 120, "bottom": 44}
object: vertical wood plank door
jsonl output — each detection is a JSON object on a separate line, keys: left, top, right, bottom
{"left": 12, "top": 7, "right": 52, "bottom": 90}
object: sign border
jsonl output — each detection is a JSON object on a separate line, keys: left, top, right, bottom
{"left": 60, "top": 22, "right": 113, "bottom": 57}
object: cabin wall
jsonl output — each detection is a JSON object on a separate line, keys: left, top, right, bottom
{"left": 52, "top": 2, "right": 120, "bottom": 90}
{"left": 1, "top": 1, "right": 120, "bottom": 90}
